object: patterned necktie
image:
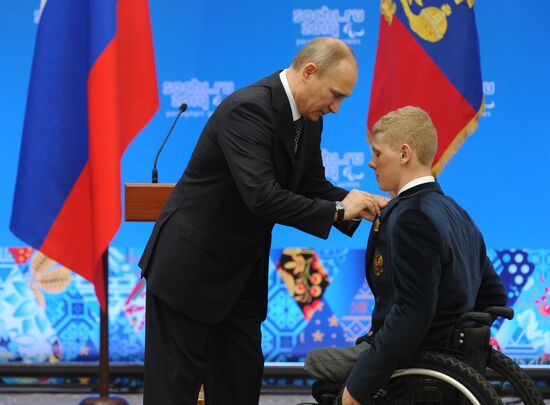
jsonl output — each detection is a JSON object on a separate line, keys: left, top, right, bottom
{"left": 293, "top": 117, "right": 304, "bottom": 152}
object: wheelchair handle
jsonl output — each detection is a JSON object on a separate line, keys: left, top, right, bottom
{"left": 455, "top": 307, "right": 514, "bottom": 330}
{"left": 483, "top": 306, "right": 514, "bottom": 322}
{"left": 455, "top": 312, "right": 492, "bottom": 329}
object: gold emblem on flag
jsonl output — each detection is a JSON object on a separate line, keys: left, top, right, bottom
{"left": 381, "top": 0, "right": 397, "bottom": 25}
{"left": 455, "top": 0, "right": 474, "bottom": 8}
{"left": 401, "top": 0, "right": 451, "bottom": 43}
{"left": 374, "top": 250, "right": 384, "bottom": 277}
{"left": 382, "top": 1, "right": 475, "bottom": 43}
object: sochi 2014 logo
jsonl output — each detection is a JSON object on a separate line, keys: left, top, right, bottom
{"left": 482, "top": 81, "right": 495, "bottom": 118}
{"left": 293, "top": 6, "right": 365, "bottom": 46}
{"left": 162, "top": 78, "right": 235, "bottom": 119}
{"left": 322, "top": 149, "right": 365, "bottom": 188}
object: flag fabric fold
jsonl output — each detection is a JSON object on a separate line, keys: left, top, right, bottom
{"left": 368, "top": 0, "right": 483, "bottom": 174}
{"left": 11, "top": 0, "right": 159, "bottom": 310}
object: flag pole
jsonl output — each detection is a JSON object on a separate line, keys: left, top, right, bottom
{"left": 80, "top": 250, "right": 129, "bottom": 405}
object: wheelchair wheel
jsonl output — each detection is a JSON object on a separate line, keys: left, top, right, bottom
{"left": 487, "top": 349, "right": 544, "bottom": 405}
{"left": 375, "top": 351, "right": 502, "bottom": 405}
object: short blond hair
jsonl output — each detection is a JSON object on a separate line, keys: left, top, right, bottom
{"left": 290, "top": 37, "right": 357, "bottom": 76}
{"left": 372, "top": 106, "right": 437, "bottom": 166}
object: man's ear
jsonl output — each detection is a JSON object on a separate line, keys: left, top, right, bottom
{"left": 302, "top": 63, "right": 318, "bottom": 80}
{"left": 400, "top": 144, "right": 413, "bottom": 164}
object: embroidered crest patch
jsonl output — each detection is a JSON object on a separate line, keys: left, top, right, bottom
{"left": 374, "top": 250, "right": 384, "bottom": 276}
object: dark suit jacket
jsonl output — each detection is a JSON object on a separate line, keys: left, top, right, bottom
{"left": 139, "top": 72, "right": 358, "bottom": 324}
{"left": 346, "top": 182, "right": 506, "bottom": 404}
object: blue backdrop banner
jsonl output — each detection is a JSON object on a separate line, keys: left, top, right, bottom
{"left": 1, "top": 1, "right": 549, "bottom": 366}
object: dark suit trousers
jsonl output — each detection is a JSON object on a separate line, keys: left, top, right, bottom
{"left": 144, "top": 276, "right": 264, "bottom": 405}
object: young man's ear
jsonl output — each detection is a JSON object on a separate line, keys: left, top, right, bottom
{"left": 400, "top": 144, "right": 412, "bottom": 164}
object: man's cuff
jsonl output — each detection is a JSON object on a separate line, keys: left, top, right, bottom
{"left": 333, "top": 218, "right": 361, "bottom": 237}
{"left": 345, "top": 367, "right": 385, "bottom": 405}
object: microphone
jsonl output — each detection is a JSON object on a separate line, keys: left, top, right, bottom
{"left": 152, "top": 103, "right": 188, "bottom": 183}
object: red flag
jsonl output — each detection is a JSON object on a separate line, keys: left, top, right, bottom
{"left": 367, "top": 1, "right": 483, "bottom": 174}
{"left": 11, "top": 0, "right": 159, "bottom": 311}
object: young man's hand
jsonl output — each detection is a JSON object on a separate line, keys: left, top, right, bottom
{"left": 342, "top": 386, "right": 361, "bottom": 405}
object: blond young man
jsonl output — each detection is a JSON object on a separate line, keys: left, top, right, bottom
{"left": 305, "top": 106, "right": 506, "bottom": 405}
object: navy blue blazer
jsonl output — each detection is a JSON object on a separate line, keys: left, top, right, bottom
{"left": 346, "top": 182, "right": 506, "bottom": 404}
{"left": 139, "top": 72, "right": 358, "bottom": 324}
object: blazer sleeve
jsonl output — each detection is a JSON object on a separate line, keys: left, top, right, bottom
{"left": 295, "top": 119, "right": 345, "bottom": 200}
{"left": 217, "top": 101, "right": 337, "bottom": 239}
{"left": 474, "top": 250, "right": 507, "bottom": 311}
{"left": 296, "top": 132, "right": 360, "bottom": 237}
{"left": 345, "top": 209, "right": 442, "bottom": 404}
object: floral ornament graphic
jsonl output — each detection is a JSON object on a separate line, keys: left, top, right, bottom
{"left": 29, "top": 251, "right": 72, "bottom": 308}
{"left": 276, "top": 248, "right": 330, "bottom": 320}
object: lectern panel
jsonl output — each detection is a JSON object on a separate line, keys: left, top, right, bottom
{"left": 124, "top": 183, "right": 175, "bottom": 222}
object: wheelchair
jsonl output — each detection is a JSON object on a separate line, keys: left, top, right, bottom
{"left": 310, "top": 307, "right": 544, "bottom": 405}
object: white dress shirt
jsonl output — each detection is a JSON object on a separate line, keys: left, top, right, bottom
{"left": 398, "top": 176, "right": 435, "bottom": 196}
{"left": 279, "top": 69, "right": 301, "bottom": 121}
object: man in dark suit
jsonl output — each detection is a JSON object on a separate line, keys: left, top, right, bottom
{"left": 304, "top": 106, "right": 507, "bottom": 405}
{"left": 139, "top": 37, "right": 388, "bottom": 405}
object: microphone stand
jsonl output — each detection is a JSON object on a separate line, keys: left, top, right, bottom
{"left": 152, "top": 103, "right": 188, "bottom": 183}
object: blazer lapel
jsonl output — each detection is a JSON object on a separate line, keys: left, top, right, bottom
{"left": 269, "top": 73, "right": 297, "bottom": 165}
{"left": 364, "top": 182, "right": 443, "bottom": 277}
{"left": 364, "top": 218, "right": 380, "bottom": 280}
{"left": 365, "top": 198, "right": 398, "bottom": 275}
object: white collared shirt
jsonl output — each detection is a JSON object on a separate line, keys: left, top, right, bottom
{"left": 398, "top": 176, "right": 435, "bottom": 196}
{"left": 279, "top": 69, "right": 301, "bottom": 122}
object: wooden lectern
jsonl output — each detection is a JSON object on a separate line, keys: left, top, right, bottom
{"left": 124, "top": 183, "right": 175, "bottom": 221}
{"left": 124, "top": 182, "right": 205, "bottom": 405}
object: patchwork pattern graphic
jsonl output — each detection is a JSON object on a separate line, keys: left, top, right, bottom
{"left": 0, "top": 247, "right": 548, "bottom": 366}
{"left": 491, "top": 249, "right": 550, "bottom": 364}
{"left": 276, "top": 248, "right": 331, "bottom": 320}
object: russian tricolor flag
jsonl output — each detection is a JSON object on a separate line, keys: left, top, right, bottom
{"left": 368, "top": 1, "right": 483, "bottom": 174}
{"left": 10, "top": 0, "right": 159, "bottom": 310}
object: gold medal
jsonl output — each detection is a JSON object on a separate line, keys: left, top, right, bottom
{"left": 373, "top": 216, "right": 381, "bottom": 233}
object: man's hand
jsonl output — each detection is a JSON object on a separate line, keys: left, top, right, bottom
{"left": 342, "top": 386, "right": 361, "bottom": 405}
{"left": 340, "top": 190, "right": 390, "bottom": 222}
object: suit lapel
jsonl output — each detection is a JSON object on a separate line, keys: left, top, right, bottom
{"left": 364, "top": 198, "right": 399, "bottom": 278}
{"left": 364, "top": 217, "right": 380, "bottom": 282}
{"left": 269, "top": 73, "right": 297, "bottom": 165}
{"left": 364, "top": 182, "right": 443, "bottom": 277}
